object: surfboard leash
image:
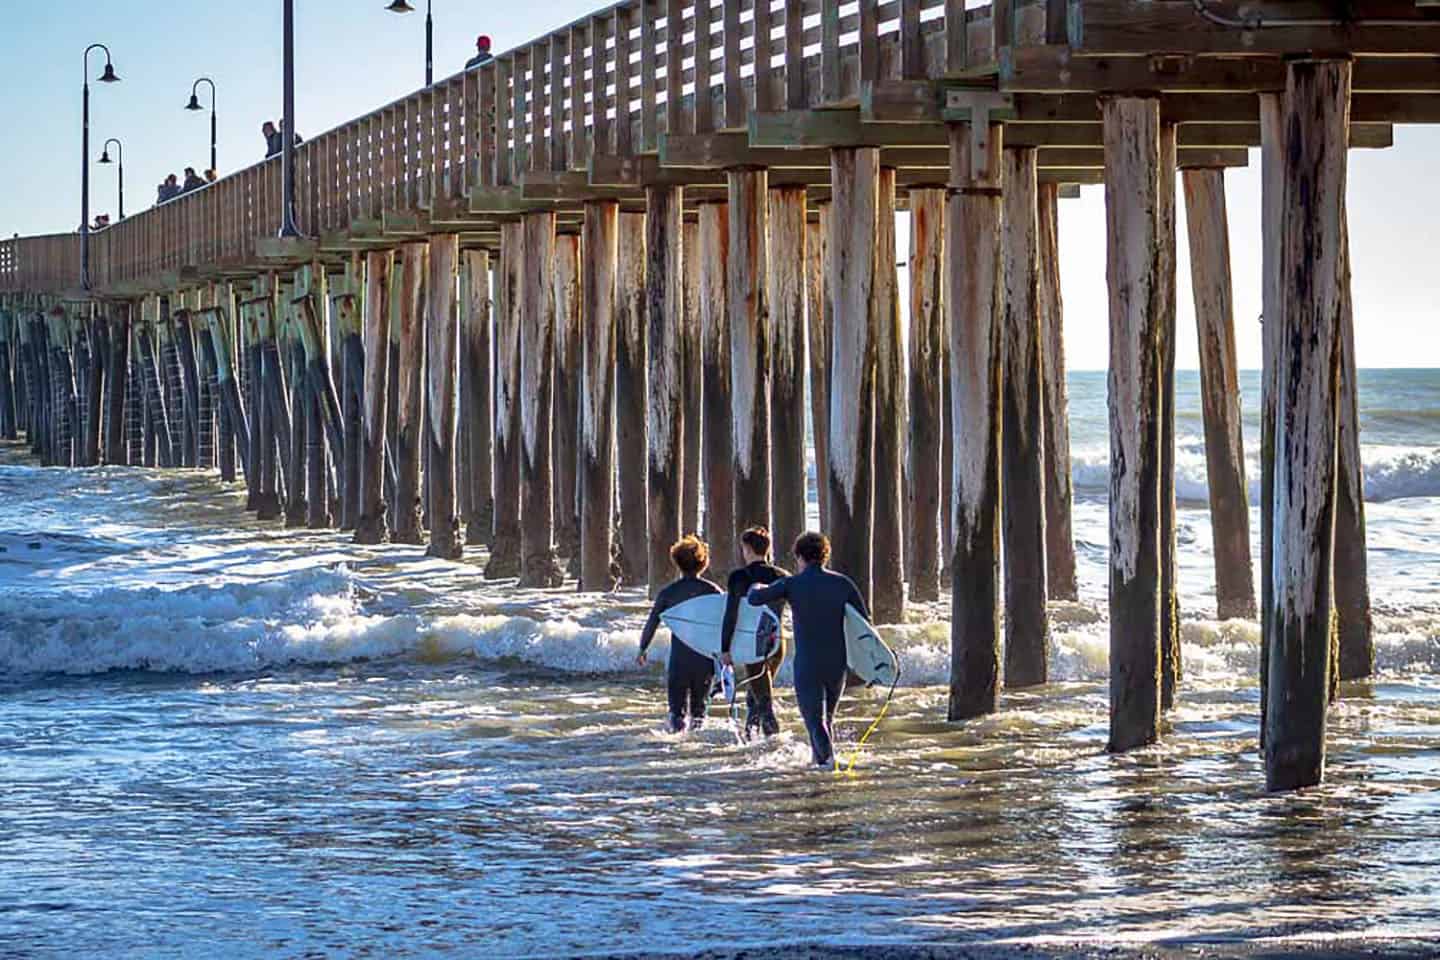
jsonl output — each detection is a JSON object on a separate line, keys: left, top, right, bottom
{"left": 840, "top": 646, "right": 902, "bottom": 775}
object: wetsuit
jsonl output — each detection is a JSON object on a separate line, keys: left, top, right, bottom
{"left": 638, "top": 574, "right": 723, "bottom": 731}
{"left": 748, "top": 565, "right": 868, "bottom": 766}
{"left": 720, "top": 559, "right": 789, "bottom": 737}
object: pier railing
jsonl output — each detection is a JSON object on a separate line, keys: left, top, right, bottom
{"left": 2, "top": 0, "right": 1060, "bottom": 297}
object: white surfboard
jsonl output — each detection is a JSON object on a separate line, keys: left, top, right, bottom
{"left": 659, "top": 594, "right": 782, "bottom": 664}
{"left": 845, "top": 604, "right": 900, "bottom": 688}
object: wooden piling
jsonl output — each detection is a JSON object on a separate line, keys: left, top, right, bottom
{"left": 1001, "top": 146, "right": 1049, "bottom": 686}
{"left": 204, "top": 304, "right": 251, "bottom": 485}
{"left": 907, "top": 186, "right": 945, "bottom": 604}
{"left": 305, "top": 348, "right": 331, "bottom": 529}
{"left": 681, "top": 218, "right": 703, "bottom": 538}
{"left": 1258, "top": 92, "right": 1283, "bottom": 741}
{"left": 579, "top": 200, "right": 618, "bottom": 592}
{"left": 103, "top": 306, "right": 129, "bottom": 464}
{"left": 0, "top": 309, "right": 15, "bottom": 442}
{"left": 173, "top": 307, "right": 203, "bottom": 469}
{"left": 519, "top": 211, "right": 566, "bottom": 587}
{"left": 1038, "top": 183, "right": 1078, "bottom": 603}
{"left": 392, "top": 242, "right": 428, "bottom": 545}
{"left": 1265, "top": 58, "right": 1351, "bottom": 792}
{"left": 1182, "top": 167, "right": 1257, "bottom": 621}
{"left": 553, "top": 231, "right": 583, "bottom": 564}
{"left": 460, "top": 249, "right": 494, "bottom": 546}
{"left": 487, "top": 224, "right": 523, "bottom": 577}
{"left": 80, "top": 308, "right": 104, "bottom": 467}
{"left": 355, "top": 251, "right": 393, "bottom": 544}
{"left": 699, "top": 202, "right": 735, "bottom": 570}
{"left": 615, "top": 212, "right": 648, "bottom": 586}
{"left": 283, "top": 290, "right": 310, "bottom": 528}
{"left": 805, "top": 207, "right": 830, "bottom": 533}
{"left": 1158, "top": 123, "right": 1182, "bottom": 712}
{"left": 827, "top": 148, "right": 880, "bottom": 608}
{"left": 426, "top": 233, "right": 463, "bottom": 560}
{"left": 647, "top": 186, "right": 684, "bottom": 597}
{"left": 729, "top": 170, "right": 773, "bottom": 560}
{"left": 242, "top": 302, "right": 265, "bottom": 507}
{"left": 1102, "top": 96, "right": 1163, "bottom": 753}
{"left": 946, "top": 122, "right": 1004, "bottom": 720}
{"left": 1335, "top": 213, "right": 1373, "bottom": 681}
{"left": 136, "top": 300, "right": 176, "bottom": 470}
{"left": 770, "top": 185, "right": 808, "bottom": 564}
{"left": 873, "top": 168, "right": 907, "bottom": 625}
{"left": 335, "top": 283, "right": 363, "bottom": 530}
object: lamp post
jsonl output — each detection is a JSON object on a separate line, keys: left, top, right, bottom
{"left": 99, "top": 139, "right": 124, "bottom": 220}
{"left": 279, "top": 0, "right": 301, "bottom": 237}
{"left": 81, "top": 43, "right": 121, "bottom": 290}
{"left": 185, "top": 77, "right": 218, "bottom": 175}
{"left": 386, "top": 0, "right": 433, "bottom": 87}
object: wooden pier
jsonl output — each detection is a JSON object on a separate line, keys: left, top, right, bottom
{"left": 3, "top": 0, "right": 1437, "bottom": 791}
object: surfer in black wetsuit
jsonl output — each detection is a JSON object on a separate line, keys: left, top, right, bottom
{"left": 719, "top": 526, "right": 789, "bottom": 739}
{"left": 637, "top": 535, "right": 723, "bottom": 732}
{"left": 747, "top": 532, "right": 868, "bottom": 767}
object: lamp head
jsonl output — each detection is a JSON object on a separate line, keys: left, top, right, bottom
{"left": 99, "top": 150, "right": 112, "bottom": 164}
{"left": 186, "top": 93, "right": 202, "bottom": 111}
{"left": 386, "top": 0, "right": 415, "bottom": 11}
{"left": 98, "top": 62, "right": 120, "bottom": 83}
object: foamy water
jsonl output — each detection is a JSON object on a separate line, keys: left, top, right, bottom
{"left": 2, "top": 369, "right": 1439, "bottom": 958}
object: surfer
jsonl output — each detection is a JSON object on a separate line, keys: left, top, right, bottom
{"left": 746, "top": 532, "right": 868, "bottom": 767}
{"left": 636, "top": 535, "right": 723, "bottom": 732}
{"left": 719, "top": 526, "right": 788, "bottom": 738}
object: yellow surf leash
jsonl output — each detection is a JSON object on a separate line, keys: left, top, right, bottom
{"left": 839, "top": 646, "right": 902, "bottom": 775}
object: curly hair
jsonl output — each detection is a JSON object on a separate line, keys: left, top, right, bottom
{"left": 669, "top": 534, "right": 710, "bottom": 576}
{"left": 792, "top": 531, "right": 830, "bottom": 567}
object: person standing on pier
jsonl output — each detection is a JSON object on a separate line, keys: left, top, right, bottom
{"left": 747, "top": 532, "right": 867, "bottom": 768}
{"left": 719, "top": 526, "right": 788, "bottom": 739}
{"left": 465, "top": 35, "right": 494, "bottom": 70}
{"left": 636, "top": 535, "right": 722, "bottom": 733}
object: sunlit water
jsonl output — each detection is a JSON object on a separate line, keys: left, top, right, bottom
{"left": 2, "top": 370, "right": 1439, "bottom": 958}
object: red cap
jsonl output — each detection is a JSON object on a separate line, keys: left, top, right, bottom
{"left": 477, "top": 35, "right": 491, "bottom": 49}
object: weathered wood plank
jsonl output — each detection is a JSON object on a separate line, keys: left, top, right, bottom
{"left": 1182, "top": 167, "right": 1255, "bottom": 621}
{"left": 1000, "top": 146, "right": 1049, "bottom": 687}
{"left": 646, "top": 185, "right": 685, "bottom": 597}
{"left": 1102, "top": 96, "right": 1163, "bottom": 753}
{"left": 729, "top": 170, "right": 771, "bottom": 560}
{"left": 580, "top": 200, "right": 619, "bottom": 591}
{"left": 827, "top": 147, "right": 880, "bottom": 609}
{"left": 769, "top": 184, "right": 808, "bottom": 568}
{"left": 1265, "top": 58, "right": 1351, "bottom": 793}
{"left": 1037, "top": 182, "right": 1077, "bottom": 603}
{"left": 946, "top": 122, "right": 1004, "bottom": 721}
{"left": 699, "top": 201, "right": 735, "bottom": 570}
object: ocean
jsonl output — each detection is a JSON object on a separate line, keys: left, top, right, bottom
{"left": 1, "top": 368, "right": 1437, "bottom": 958}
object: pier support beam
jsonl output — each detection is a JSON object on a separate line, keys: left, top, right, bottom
{"left": 770, "top": 184, "right": 808, "bottom": 564}
{"left": 1259, "top": 93, "right": 1283, "bottom": 740}
{"left": 284, "top": 292, "right": 309, "bottom": 528}
{"left": 80, "top": 308, "right": 104, "bottom": 467}
{"left": 907, "top": 186, "right": 945, "bottom": 604}
{"left": 1001, "top": 146, "right": 1049, "bottom": 686}
{"left": 254, "top": 291, "right": 286, "bottom": 519}
{"left": 1265, "top": 58, "right": 1351, "bottom": 791}
{"left": 681, "top": 218, "right": 703, "bottom": 539}
{"left": 104, "top": 306, "right": 130, "bottom": 465}
{"left": 806, "top": 207, "right": 830, "bottom": 533}
{"left": 699, "top": 202, "right": 734, "bottom": 570}
{"left": 615, "top": 212, "right": 648, "bottom": 586}
{"left": 1102, "top": 96, "right": 1164, "bottom": 753}
{"left": 729, "top": 171, "right": 770, "bottom": 564}
{"left": 946, "top": 122, "right": 1004, "bottom": 720}
{"left": 827, "top": 147, "right": 880, "bottom": 609}
{"left": 554, "top": 231, "right": 583, "bottom": 565}
{"left": 355, "top": 251, "right": 393, "bottom": 544}
{"left": 1183, "top": 167, "right": 1256, "bottom": 621}
{"left": 1158, "top": 123, "right": 1182, "bottom": 712}
{"left": 1038, "top": 184, "right": 1078, "bottom": 603}
{"left": 335, "top": 283, "right": 363, "bottom": 530}
{"left": 426, "top": 234, "right": 463, "bottom": 560}
{"left": 487, "top": 221, "right": 525, "bottom": 578}
{"left": 461, "top": 249, "right": 494, "bottom": 546}
{"left": 392, "top": 243, "right": 428, "bottom": 544}
{"left": 1335, "top": 214, "right": 1373, "bottom": 681}
{"left": 518, "top": 212, "right": 565, "bottom": 587}
{"left": 873, "top": 168, "right": 907, "bottom": 625}
{"left": 647, "top": 186, "right": 684, "bottom": 597}
{"left": 579, "top": 200, "right": 618, "bottom": 592}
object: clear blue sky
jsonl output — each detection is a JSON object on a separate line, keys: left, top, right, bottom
{"left": 2, "top": 2, "right": 1436, "bottom": 369}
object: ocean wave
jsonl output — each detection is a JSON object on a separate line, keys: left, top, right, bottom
{"left": 3, "top": 565, "right": 1435, "bottom": 683}
{"left": 1071, "top": 442, "right": 1440, "bottom": 503}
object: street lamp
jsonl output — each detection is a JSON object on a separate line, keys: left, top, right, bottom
{"left": 185, "top": 77, "right": 218, "bottom": 175}
{"left": 81, "top": 43, "right": 121, "bottom": 290}
{"left": 99, "top": 138, "right": 124, "bottom": 220}
{"left": 386, "top": 0, "right": 433, "bottom": 88}
{"left": 279, "top": 0, "right": 301, "bottom": 237}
